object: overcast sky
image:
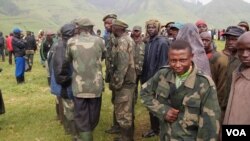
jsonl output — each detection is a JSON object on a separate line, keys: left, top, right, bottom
{"left": 185, "top": 0, "right": 250, "bottom": 5}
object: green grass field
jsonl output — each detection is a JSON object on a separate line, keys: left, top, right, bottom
{"left": 0, "top": 40, "right": 225, "bottom": 141}
{"left": 0, "top": 52, "right": 158, "bottom": 141}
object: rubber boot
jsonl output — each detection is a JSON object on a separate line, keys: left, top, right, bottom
{"left": 63, "top": 117, "right": 71, "bottom": 134}
{"left": 20, "top": 76, "right": 25, "bottom": 83}
{"left": 69, "top": 120, "right": 78, "bottom": 136}
{"left": 79, "top": 132, "right": 93, "bottom": 141}
{"left": 105, "top": 110, "right": 121, "bottom": 134}
{"left": 69, "top": 120, "right": 80, "bottom": 141}
{"left": 121, "top": 127, "right": 134, "bottom": 141}
{"left": 16, "top": 77, "right": 22, "bottom": 84}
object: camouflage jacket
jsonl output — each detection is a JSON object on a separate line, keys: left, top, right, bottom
{"left": 141, "top": 64, "right": 221, "bottom": 141}
{"left": 66, "top": 32, "right": 105, "bottom": 98}
{"left": 104, "top": 33, "right": 115, "bottom": 82}
{"left": 109, "top": 34, "right": 136, "bottom": 90}
{"left": 134, "top": 38, "right": 145, "bottom": 76}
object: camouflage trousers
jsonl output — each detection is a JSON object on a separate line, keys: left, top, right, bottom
{"left": 114, "top": 85, "right": 135, "bottom": 129}
{"left": 62, "top": 99, "right": 74, "bottom": 120}
{"left": 25, "top": 50, "right": 35, "bottom": 67}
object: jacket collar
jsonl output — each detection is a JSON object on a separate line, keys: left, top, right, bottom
{"left": 235, "top": 64, "right": 250, "bottom": 80}
{"left": 168, "top": 63, "right": 197, "bottom": 89}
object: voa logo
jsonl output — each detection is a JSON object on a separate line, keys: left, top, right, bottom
{"left": 226, "top": 129, "right": 246, "bottom": 136}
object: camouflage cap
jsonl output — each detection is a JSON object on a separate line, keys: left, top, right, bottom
{"left": 74, "top": 18, "right": 94, "bottom": 27}
{"left": 133, "top": 25, "right": 142, "bottom": 31}
{"left": 112, "top": 19, "right": 128, "bottom": 28}
{"left": 102, "top": 14, "right": 117, "bottom": 21}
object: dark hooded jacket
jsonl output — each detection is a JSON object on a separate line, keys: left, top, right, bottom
{"left": 141, "top": 35, "right": 170, "bottom": 84}
{"left": 25, "top": 33, "right": 37, "bottom": 51}
{"left": 12, "top": 33, "right": 26, "bottom": 57}
{"left": 49, "top": 23, "right": 75, "bottom": 99}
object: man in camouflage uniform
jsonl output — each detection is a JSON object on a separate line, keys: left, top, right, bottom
{"left": 102, "top": 14, "right": 122, "bottom": 134}
{"left": 131, "top": 25, "right": 145, "bottom": 103}
{"left": 65, "top": 18, "right": 105, "bottom": 141}
{"left": 141, "top": 40, "right": 221, "bottom": 141}
{"left": 109, "top": 19, "right": 136, "bottom": 141}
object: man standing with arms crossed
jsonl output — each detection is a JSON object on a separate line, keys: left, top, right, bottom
{"left": 109, "top": 19, "right": 136, "bottom": 141}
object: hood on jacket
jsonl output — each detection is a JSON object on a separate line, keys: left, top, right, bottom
{"left": 60, "top": 23, "right": 76, "bottom": 39}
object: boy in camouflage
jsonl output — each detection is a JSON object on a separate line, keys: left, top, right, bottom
{"left": 141, "top": 40, "right": 221, "bottom": 141}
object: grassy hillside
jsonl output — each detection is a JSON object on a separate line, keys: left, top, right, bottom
{"left": 0, "top": 0, "right": 250, "bottom": 35}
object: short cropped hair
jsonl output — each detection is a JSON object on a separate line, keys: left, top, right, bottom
{"left": 170, "top": 39, "right": 192, "bottom": 54}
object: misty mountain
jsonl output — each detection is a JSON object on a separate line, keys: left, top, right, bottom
{"left": 0, "top": 0, "right": 249, "bottom": 34}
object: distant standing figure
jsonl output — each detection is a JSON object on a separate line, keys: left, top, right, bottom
{"left": 195, "top": 19, "right": 208, "bottom": 34}
{"left": 0, "top": 32, "right": 5, "bottom": 62}
{"left": 12, "top": 28, "right": 26, "bottom": 84}
{"left": 6, "top": 33, "right": 14, "bottom": 65}
{"left": 24, "top": 31, "right": 37, "bottom": 71}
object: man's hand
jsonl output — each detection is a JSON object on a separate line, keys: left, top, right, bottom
{"left": 165, "top": 108, "right": 179, "bottom": 123}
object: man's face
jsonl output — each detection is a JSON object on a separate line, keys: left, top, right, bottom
{"left": 201, "top": 37, "right": 212, "bottom": 52}
{"left": 225, "top": 35, "right": 238, "bottom": 53}
{"left": 169, "top": 28, "right": 179, "bottom": 39}
{"left": 147, "top": 24, "right": 158, "bottom": 37}
{"left": 197, "top": 24, "right": 208, "bottom": 33}
{"left": 112, "top": 25, "right": 123, "bottom": 37}
{"left": 132, "top": 30, "right": 141, "bottom": 37}
{"left": 104, "top": 18, "right": 113, "bottom": 32}
{"left": 238, "top": 41, "right": 250, "bottom": 67}
{"left": 169, "top": 48, "right": 193, "bottom": 75}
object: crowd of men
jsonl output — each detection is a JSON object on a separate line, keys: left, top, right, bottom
{"left": 0, "top": 13, "right": 250, "bottom": 141}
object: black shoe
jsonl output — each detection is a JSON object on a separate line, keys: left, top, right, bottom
{"left": 142, "top": 129, "right": 157, "bottom": 138}
{"left": 105, "top": 125, "right": 121, "bottom": 134}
